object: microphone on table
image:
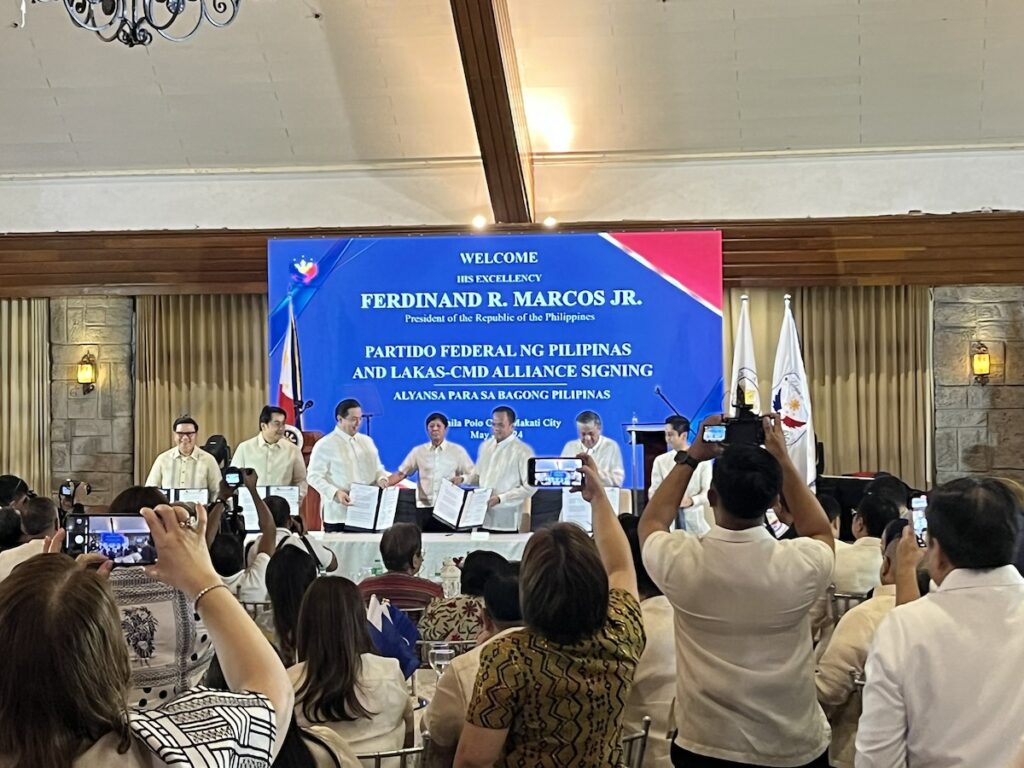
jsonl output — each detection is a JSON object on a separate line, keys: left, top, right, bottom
{"left": 654, "top": 386, "right": 682, "bottom": 416}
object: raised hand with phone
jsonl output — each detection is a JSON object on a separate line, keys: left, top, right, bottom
{"left": 571, "top": 453, "right": 638, "bottom": 599}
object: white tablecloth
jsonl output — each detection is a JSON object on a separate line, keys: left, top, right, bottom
{"left": 308, "top": 532, "right": 531, "bottom": 582}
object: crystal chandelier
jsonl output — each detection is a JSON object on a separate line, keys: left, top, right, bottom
{"left": 39, "top": 0, "right": 241, "bottom": 47}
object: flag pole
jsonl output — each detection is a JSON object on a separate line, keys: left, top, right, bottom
{"left": 289, "top": 295, "right": 305, "bottom": 430}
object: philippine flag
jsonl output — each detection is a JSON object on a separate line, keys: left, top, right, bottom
{"left": 771, "top": 296, "right": 815, "bottom": 489}
{"left": 278, "top": 299, "right": 304, "bottom": 429}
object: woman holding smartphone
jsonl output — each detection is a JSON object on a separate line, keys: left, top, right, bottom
{"left": 0, "top": 503, "right": 294, "bottom": 767}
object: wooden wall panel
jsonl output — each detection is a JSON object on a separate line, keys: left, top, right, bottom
{"left": 3, "top": 212, "right": 1024, "bottom": 297}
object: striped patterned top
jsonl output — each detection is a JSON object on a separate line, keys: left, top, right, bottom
{"left": 126, "top": 687, "right": 274, "bottom": 767}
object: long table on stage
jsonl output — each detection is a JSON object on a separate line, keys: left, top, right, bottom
{"left": 308, "top": 531, "right": 532, "bottom": 582}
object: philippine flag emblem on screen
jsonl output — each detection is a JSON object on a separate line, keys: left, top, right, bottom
{"left": 290, "top": 258, "right": 319, "bottom": 285}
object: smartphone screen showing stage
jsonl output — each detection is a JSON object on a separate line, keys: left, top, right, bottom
{"left": 530, "top": 457, "right": 584, "bottom": 488}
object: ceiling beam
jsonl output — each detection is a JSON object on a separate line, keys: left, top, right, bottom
{"left": 450, "top": 0, "right": 534, "bottom": 224}
{"left": 6, "top": 213, "right": 1024, "bottom": 296}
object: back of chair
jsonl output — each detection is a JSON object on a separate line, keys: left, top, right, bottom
{"left": 356, "top": 732, "right": 433, "bottom": 768}
{"left": 301, "top": 725, "right": 362, "bottom": 768}
{"left": 622, "top": 716, "right": 651, "bottom": 768}
{"left": 832, "top": 589, "right": 870, "bottom": 622}
{"left": 240, "top": 600, "right": 273, "bottom": 619}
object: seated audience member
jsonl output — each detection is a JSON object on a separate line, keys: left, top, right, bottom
{"left": 994, "top": 477, "right": 1024, "bottom": 577}
{"left": 0, "top": 496, "right": 57, "bottom": 582}
{"left": 246, "top": 495, "right": 337, "bottom": 573}
{"left": 861, "top": 472, "right": 912, "bottom": 509}
{"left": 265, "top": 546, "right": 320, "bottom": 664}
{"left": 857, "top": 477, "right": 1024, "bottom": 767}
{"left": 358, "top": 523, "right": 442, "bottom": 616}
{"left": 105, "top": 486, "right": 216, "bottom": 709}
{"left": 0, "top": 508, "right": 21, "bottom": 553}
{"left": 0, "top": 503, "right": 294, "bottom": 766}
{"left": 419, "top": 550, "right": 511, "bottom": 641}
{"left": 834, "top": 493, "right": 900, "bottom": 594}
{"left": 0, "top": 474, "right": 30, "bottom": 513}
{"left": 423, "top": 570, "right": 524, "bottom": 756}
{"left": 455, "top": 454, "right": 644, "bottom": 767}
{"left": 206, "top": 658, "right": 367, "bottom": 768}
{"left": 640, "top": 415, "right": 835, "bottom": 768}
{"left": 815, "top": 518, "right": 905, "bottom": 768}
{"left": 619, "top": 514, "right": 677, "bottom": 768}
{"left": 207, "top": 470, "right": 277, "bottom": 603}
{"left": 289, "top": 577, "right": 413, "bottom": 757}
{"left": 818, "top": 494, "right": 844, "bottom": 542}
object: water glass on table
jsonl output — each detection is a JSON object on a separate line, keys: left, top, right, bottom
{"left": 428, "top": 643, "right": 455, "bottom": 678}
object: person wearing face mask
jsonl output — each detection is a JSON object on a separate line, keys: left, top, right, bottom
{"left": 232, "top": 405, "right": 308, "bottom": 499}
{"left": 456, "top": 406, "right": 535, "bottom": 533}
{"left": 144, "top": 415, "right": 221, "bottom": 499}
{"left": 649, "top": 415, "right": 713, "bottom": 533}
{"left": 307, "top": 398, "right": 389, "bottom": 532}
{"left": 388, "top": 412, "right": 475, "bottom": 519}
{"left": 560, "top": 410, "right": 624, "bottom": 487}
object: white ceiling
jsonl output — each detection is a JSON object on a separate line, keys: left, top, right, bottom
{"left": 2, "top": 0, "right": 1024, "bottom": 177}
{"left": 0, "top": 0, "right": 479, "bottom": 173}
{"left": 511, "top": 0, "right": 1024, "bottom": 156}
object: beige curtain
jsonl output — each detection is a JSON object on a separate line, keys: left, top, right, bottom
{"left": 135, "top": 295, "right": 268, "bottom": 482}
{"left": 0, "top": 299, "right": 50, "bottom": 495}
{"left": 723, "top": 287, "right": 933, "bottom": 489}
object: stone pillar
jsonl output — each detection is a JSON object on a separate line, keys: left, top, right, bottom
{"left": 932, "top": 286, "right": 1024, "bottom": 486}
{"left": 50, "top": 297, "right": 134, "bottom": 504}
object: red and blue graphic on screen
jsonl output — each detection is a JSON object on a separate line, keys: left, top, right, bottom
{"left": 268, "top": 232, "right": 723, "bottom": 486}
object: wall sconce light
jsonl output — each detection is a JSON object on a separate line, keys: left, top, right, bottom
{"left": 77, "top": 351, "right": 96, "bottom": 395}
{"left": 972, "top": 342, "right": 990, "bottom": 385}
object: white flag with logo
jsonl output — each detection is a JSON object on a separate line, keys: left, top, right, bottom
{"left": 771, "top": 296, "right": 816, "bottom": 488}
{"left": 728, "top": 295, "right": 761, "bottom": 415}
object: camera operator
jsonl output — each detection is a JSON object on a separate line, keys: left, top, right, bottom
{"left": 206, "top": 467, "right": 276, "bottom": 603}
{"left": 639, "top": 413, "right": 835, "bottom": 768}
{"left": 232, "top": 405, "right": 308, "bottom": 499}
{"left": 57, "top": 479, "right": 94, "bottom": 527}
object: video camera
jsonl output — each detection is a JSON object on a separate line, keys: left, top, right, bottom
{"left": 59, "top": 479, "right": 91, "bottom": 499}
{"left": 705, "top": 387, "right": 766, "bottom": 446}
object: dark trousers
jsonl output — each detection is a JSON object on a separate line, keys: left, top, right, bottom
{"left": 671, "top": 743, "right": 829, "bottom": 768}
{"left": 323, "top": 522, "right": 346, "bottom": 533}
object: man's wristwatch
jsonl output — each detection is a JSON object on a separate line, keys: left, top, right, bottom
{"left": 674, "top": 451, "right": 701, "bottom": 469}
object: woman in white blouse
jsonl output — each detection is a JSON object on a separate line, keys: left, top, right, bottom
{"left": 0, "top": 503, "right": 294, "bottom": 767}
{"left": 289, "top": 577, "right": 414, "bottom": 760}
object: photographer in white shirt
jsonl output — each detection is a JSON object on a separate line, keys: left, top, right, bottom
{"left": 640, "top": 414, "right": 835, "bottom": 768}
{"left": 232, "top": 405, "right": 308, "bottom": 499}
{"left": 307, "top": 398, "right": 389, "bottom": 532}
{"left": 560, "top": 410, "right": 625, "bottom": 487}
{"left": 457, "top": 406, "right": 535, "bottom": 533}
{"left": 206, "top": 468, "right": 276, "bottom": 603}
{"left": 856, "top": 477, "right": 1024, "bottom": 768}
